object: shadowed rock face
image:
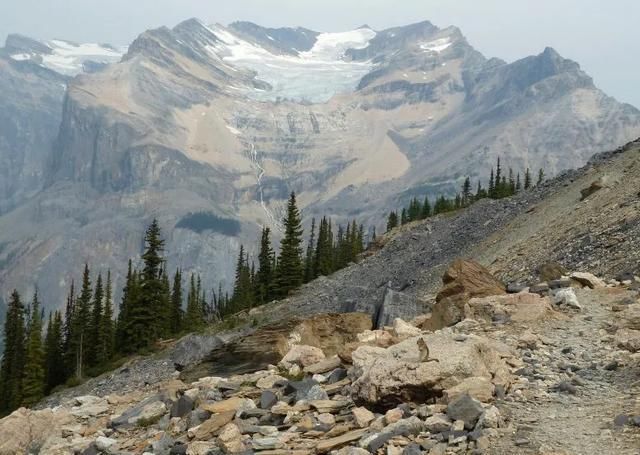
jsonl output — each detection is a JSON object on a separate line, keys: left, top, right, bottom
{"left": 1, "top": 18, "right": 640, "bottom": 310}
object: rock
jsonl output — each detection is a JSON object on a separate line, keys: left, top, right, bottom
{"left": 570, "top": 272, "right": 606, "bottom": 289}
{"left": 111, "top": 398, "right": 167, "bottom": 428}
{"left": 614, "top": 415, "right": 629, "bottom": 427}
{"left": 317, "top": 413, "right": 336, "bottom": 427}
{"left": 171, "top": 395, "right": 195, "bottom": 418}
{"left": 426, "top": 260, "right": 506, "bottom": 329}
{"left": 0, "top": 407, "right": 74, "bottom": 454}
{"left": 478, "top": 406, "right": 501, "bottom": 429}
{"left": 285, "top": 378, "right": 319, "bottom": 400}
{"left": 403, "top": 443, "right": 423, "bottom": 455}
{"left": 327, "top": 368, "right": 348, "bottom": 384}
{"left": 506, "top": 283, "right": 528, "bottom": 293}
{"left": 385, "top": 408, "right": 404, "bottom": 425}
{"left": 554, "top": 288, "right": 582, "bottom": 309}
{"left": 251, "top": 437, "right": 283, "bottom": 450}
{"left": 200, "top": 397, "right": 255, "bottom": 414}
{"left": 95, "top": 436, "right": 117, "bottom": 451}
{"left": 538, "top": 262, "right": 568, "bottom": 281}
{"left": 580, "top": 177, "right": 609, "bottom": 200}
{"left": 357, "top": 329, "right": 395, "bottom": 347}
{"left": 334, "top": 448, "right": 370, "bottom": 455}
{"left": 352, "top": 407, "right": 376, "bottom": 428}
{"left": 306, "top": 384, "right": 330, "bottom": 401}
{"left": 316, "top": 429, "right": 367, "bottom": 453}
{"left": 549, "top": 278, "right": 572, "bottom": 289}
{"left": 351, "top": 332, "right": 513, "bottom": 407}
{"left": 186, "top": 441, "right": 216, "bottom": 455}
{"left": 304, "top": 356, "right": 342, "bottom": 374}
{"left": 552, "top": 381, "right": 577, "bottom": 395}
{"left": 466, "top": 292, "right": 557, "bottom": 323}
{"left": 279, "top": 345, "right": 326, "bottom": 368}
{"left": 365, "top": 417, "right": 426, "bottom": 452}
{"left": 217, "top": 423, "right": 245, "bottom": 453}
{"left": 424, "top": 414, "right": 452, "bottom": 433}
{"left": 614, "top": 328, "right": 640, "bottom": 352}
{"left": 71, "top": 396, "right": 111, "bottom": 418}
{"left": 446, "top": 394, "right": 484, "bottom": 429}
{"left": 256, "top": 374, "right": 287, "bottom": 389}
{"left": 260, "top": 390, "right": 278, "bottom": 409}
{"left": 392, "top": 318, "right": 423, "bottom": 340}
{"left": 309, "top": 400, "right": 351, "bottom": 413}
{"left": 190, "top": 411, "right": 235, "bottom": 440}
{"left": 517, "top": 331, "right": 539, "bottom": 350}
{"left": 529, "top": 283, "right": 550, "bottom": 295}
{"left": 445, "top": 376, "right": 494, "bottom": 403}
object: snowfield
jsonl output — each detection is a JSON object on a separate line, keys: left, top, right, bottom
{"left": 207, "top": 24, "right": 377, "bottom": 103}
{"left": 420, "top": 37, "right": 452, "bottom": 54}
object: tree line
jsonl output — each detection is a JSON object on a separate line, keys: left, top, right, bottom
{"left": 387, "top": 159, "right": 544, "bottom": 230}
{"left": 0, "top": 192, "right": 367, "bottom": 414}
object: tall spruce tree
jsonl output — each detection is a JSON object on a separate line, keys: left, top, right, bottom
{"left": 0, "top": 290, "right": 26, "bottom": 412}
{"left": 538, "top": 168, "right": 545, "bottom": 185}
{"left": 170, "top": 269, "right": 183, "bottom": 334}
{"left": 275, "top": 192, "right": 304, "bottom": 297}
{"left": 99, "top": 271, "right": 115, "bottom": 364}
{"left": 421, "top": 197, "right": 432, "bottom": 219}
{"left": 87, "top": 274, "right": 103, "bottom": 366}
{"left": 386, "top": 211, "right": 399, "bottom": 231}
{"left": 69, "top": 264, "right": 92, "bottom": 377}
{"left": 314, "top": 217, "right": 334, "bottom": 277}
{"left": 304, "top": 219, "right": 316, "bottom": 283}
{"left": 44, "top": 311, "right": 65, "bottom": 392}
{"left": 22, "top": 290, "right": 45, "bottom": 407}
{"left": 184, "top": 274, "right": 204, "bottom": 329}
{"left": 256, "top": 228, "right": 275, "bottom": 305}
{"left": 524, "top": 168, "right": 532, "bottom": 189}
{"left": 462, "top": 177, "right": 472, "bottom": 206}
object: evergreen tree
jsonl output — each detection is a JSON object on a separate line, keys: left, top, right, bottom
{"left": 22, "top": 290, "right": 45, "bottom": 407}
{"left": 421, "top": 197, "right": 432, "bottom": 219}
{"left": 0, "top": 290, "right": 26, "bottom": 412}
{"left": 115, "top": 261, "right": 133, "bottom": 353}
{"left": 386, "top": 211, "right": 399, "bottom": 231}
{"left": 462, "top": 177, "right": 472, "bottom": 206}
{"left": 488, "top": 168, "right": 495, "bottom": 198}
{"left": 314, "top": 217, "right": 334, "bottom": 276}
{"left": 274, "top": 192, "right": 304, "bottom": 297}
{"left": 99, "top": 271, "right": 115, "bottom": 363}
{"left": 62, "top": 280, "right": 75, "bottom": 378}
{"left": 44, "top": 311, "right": 65, "bottom": 393}
{"left": 170, "top": 269, "right": 183, "bottom": 334}
{"left": 304, "top": 219, "right": 316, "bottom": 283}
{"left": 256, "top": 228, "right": 275, "bottom": 305}
{"left": 400, "top": 208, "right": 408, "bottom": 225}
{"left": 516, "top": 173, "right": 522, "bottom": 192}
{"left": 508, "top": 168, "right": 516, "bottom": 195}
{"left": 495, "top": 158, "right": 502, "bottom": 197}
{"left": 538, "top": 168, "right": 545, "bottom": 185}
{"left": 69, "top": 264, "right": 92, "bottom": 376}
{"left": 184, "top": 274, "right": 204, "bottom": 329}
{"left": 231, "top": 246, "right": 253, "bottom": 311}
{"left": 87, "top": 274, "right": 103, "bottom": 366}
{"left": 524, "top": 168, "right": 532, "bottom": 189}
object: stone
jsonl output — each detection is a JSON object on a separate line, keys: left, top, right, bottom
{"left": 251, "top": 437, "right": 283, "bottom": 450}
{"left": 538, "top": 262, "right": 568, "bottom": 282}
{"left": 256, "top": 374, "right": 287, "bottom": 389}
{"left": 549, "top": 278, "right": 572, "bottom": 289}
{"left": 94, "top": 436, "right": 117, "bottom": 451}
{"left": 424, "top": 414, "right": 452, "bottom": 433}
{"left": 580, "top": 178, "right": 608, "bottom": 200}
{"left": 426, "top": 260, "right": 506, "bottom": 330}
{"left": 357, "top": 329, "right": 395, "bottom": 347}
{"left": 285, "top": 378, "right": 319, "bottom": 400}
{"left": 306, "top": 384, "right": 330, "bottom": 401}
{"left": 351, "top": 331, "right": 513, "bottom": 406}
{"left": 517, "top": 331, "right": 539, "bottom": 350}
{"left": 478, "top": 406, "right": 501, "bottom": 429}
{"left": 112, "top": 399, "right": 167, "bottom": 428}
{"left": 506, "top": 283, "right": 528, "bottom": 293}
{"left": 289, "top": 312, "right": 373, "bottom": 356}
{"left": 260, "top": 390, "right": 278, "bottom": 409}
{"left": 352, "top": 407, "right": 376, "bottom": 428}
{"left": 570, "top": 272, "right": 606, "bottom": 289}
{"left": 280, "top": 344, "right": 326, "bottom": 368}
{"left": 171, "top": 395, "right": 195, "bottom": 418}
{"left": 385, "top": 408, "right": 404, "bottom": 425}
{"left": 304, "top": 356, "right": 342, "bottom": 374}
{"left": 554, "top": 288, "right": 582, "bottom": 309}
{"left": 200, "top": 397, "right": 255, "bottom": 414}
{"left": 0, "top": 407, "right": 74, "bottom": 454}
{"left": 71, "top": 396, "right": 111, "bottom": 418}
{"left": 529, "top": 283, "right": 550, "bottom": 295}
{"left": 615, "top": 328, "right": 640, "bottom": 352}
{"left": 186, "top": 441, "right": 216, "bottom": 455}
{"left": 335, "top": 448, "right": 370, "bottom": 455}
{"left": 445, "top": 376, "right": 495, "bottom": 403}
{"left": 466, "top": 292, "right": 557, "bottom": 323}
{"left": 446, "top": 395, "right": 484, "bottom": 430}
{"left": 217, "top": 423, "right": 245, "bottom": 453}
{"left": 190, "top": 411, "right": 235, "bottom": 440}
{"left": 392, "top": 318, "right": 423, "bottom": 340}
{"left": 317, "top": 413, "right": 336, "bottom": 426}
{"left": 402, "top": 443, "right": 422, "bottom": 455}
{"left": 327, "top": 368, "right": 348, "bottom": 384}
{"left": 309, "top": 400, "right": 351, "bottom": 413}
{"left": 316, "top": 429, "right": 367, "bottom": 453}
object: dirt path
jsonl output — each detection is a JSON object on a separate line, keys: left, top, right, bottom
{"left": 491, "top": 288, "right": 640, "bottom": 454}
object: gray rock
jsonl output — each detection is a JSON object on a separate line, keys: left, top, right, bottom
{"left": 260, "top": 391, "right": 278, "bottom": 410}
{"left": 506, "top": 283, "right": 527, "bottom": 293}
{"left": 170, "top": 395, "right": 194, "bottom": 418}
{"left": 306, "top": 384, "right": 329, "bottom": 401}
{"left": 529, "top": 283, "right": 550, "bottom": 295}
{"left": 169, "top": 444, "right": 188, "bottom": 455}
{"left": 549, "top": 279, "right": 572, "bottom": 289}
{"left": 402, "top": 443, "right": 422, "bottom": 455}
{"left": 327, "top": 368, "right": 348, "bottom": 384}
{"left": 614, "top": 414, "right": 629, "bottom": 427}
{"left": 446, "top": 395, "right": 484, "bottom": 430}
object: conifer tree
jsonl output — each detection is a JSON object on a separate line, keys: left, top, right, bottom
{"left": 256, "top": 227, "right": 275, "bottom": 305}
{"left": 99, "top": 272, "right": 115, "bottom": 363}
{"left": 274, "top": 192, "right": 304, "bottom": 297}
{"left": 87, "top": 274, "right": 103, "bottom": 366}
{"left": 508, "top": 168, "right": 516, "bottom": 195}
{"left": 22, "top": 290, "right": 45, "bottom": 407}
{"left": 421, "top": 197, "right": 432, "bottom": 219}
{"left": 524, "top": 168, "right": 532, "bottom": 189}
{"left": 304, "top": 219, "right": 316, "bottom": 283}
{"left": 495, "top": 158, "right": 502, "bottom": 197}
{"left": 314, "top": 217, "right": 334, "bottom": 276}
{"left": 231, "top": 246, "right": 253, "bottom": 311}
{"left": 45, "top": 311, "right": 65, "bottom": 392}
{"left": 516, "top": 173, "right": 522, "bottom": 192}
{"left": 488, "top": 168, "right": 495, "bottom": 198}
{"left": 462, "top": 177, "right": 472, "bottom": 206}
{"left": 400, "top": 208, "right": 408, "bottom": 225}
{"left": 184, "top": 274, "right": 204, "bottom": 329}
{"left": 115, "top": 261, "right": 133, "bottom": 353}
{"left": 69, "top": 264, "right": 92, "bottom": 376}
{"left": 62, "top": 280, "right": 75, "bottom": 377}
{"left": 386, "top": 211, "right": 399, "bottom": 231}
{"left": 170, "top": 269, "right": 183, "bottom": 334}
{"left": 538, "top": 168, "right": 545, "bottom": 185}
{"left": 0, "top": 290, "right": 26, "bottom": 412}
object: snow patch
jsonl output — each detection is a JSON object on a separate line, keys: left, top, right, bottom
{"left": 420, "top": 37, "right": 452, "bottom": 54}
{"left": 299, "top": 28, "right": 376, "bottom": 61}
{"left": 226, "top": 124, "right": 241, "bottom": 136}
{"left": 41, "top": 40, "right": 126, "bottom": 76}
{"left": 10, "top": 53, "right": 31, "bottom": 61}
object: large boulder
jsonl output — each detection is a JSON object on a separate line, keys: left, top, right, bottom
{"left": 425, "top": 260, "right": 506, "bottom": 330}
{"left": 279, "top": 345, "right": 326, "bottom": 368}
{"left": 350, "top": 330, "right": 513, "bottom": 407}
{"left": 0, "top": 407, "right": 74, "bottom": 454}
{"left": 465, "top": 292, "right": 559, "bottom": 323}
{"left": 570, "top": 272, "right": 606, "bottom": 289}
{"left": 288, "top": 313, "right": 373, "bottom": 356}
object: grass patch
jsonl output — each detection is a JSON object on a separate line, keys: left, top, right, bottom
{"left": 136, "top": 414, "right": 163, "bottom": 428}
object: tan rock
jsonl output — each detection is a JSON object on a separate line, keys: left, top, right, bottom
{"left": 309, "top": 400, "right": 351, "bottom": 413}
{"left": 304, "top": 356, "right": 342, "bottom": 374}
{"left": 279, "top": 345, "right": 326, "bottom": 368}
{"left": 352, "top": 407, "right": 375, "bottom": 428}
{"left": 317, "top": 413, "right": 336, "bottom": 427}
{"left": 570, "top": 272, "right": 606, "bottom": 289}
{"left": 297, "top": 415, "right": 316, "bottom": 431}
{"left": 256, "top": 374, "right": 287, "bottom": 389}
{"left": 0, "top": 407, "right": 74, "bottom": 454}
{"left": 217, "top": 423, "right": 245, "bottom": 453}
{"left": 517, "top": 330, "right": 539, "bottom": 349}
{"left": 392, "top": 318, "right": 423, "bottom": 340}
{"left": 465, "top": 293, "right": 558, "bottom": 324}
{"left": 385, "top": 408, "right": 404, "bottom": 424}
{"left": 187, "top": 441, "right": 217, "bottom": 455}
{"left": 357, "top": 329, "right": 394, "bottom": 347}
{"left": 351, "top": 331, "right": 513, "bottom": 405}
{"left": 316, "top": 429, "right": 367, "bottom": 453}
{"left": 615, "top": 328, "right": 640, "bottom": 352}
{"left": 445, "top": 376, "right": 495, "bottom": 403}
{"left": 200, "top": 397, "right": 255, "bottom": 414}
{"left": 289, "top": 313, "right": 373, "bottom": 357}
{"left": 189, "top": 411, "right": 235, "bottom": 440}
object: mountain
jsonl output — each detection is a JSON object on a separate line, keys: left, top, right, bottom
{"left": 0, "top": 18, "right": 639, "bottom": 310}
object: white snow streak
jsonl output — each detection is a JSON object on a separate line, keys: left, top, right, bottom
{"left": 420, "top": 37, "right": 452, "bottom": 54}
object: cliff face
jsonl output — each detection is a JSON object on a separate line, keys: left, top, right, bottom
{"left": 1, "top": 18, "right": 640, "bottom": 310}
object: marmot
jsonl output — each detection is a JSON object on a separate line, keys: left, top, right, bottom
{"left": 417, "top": 338, "right": 439, "bottom": 363}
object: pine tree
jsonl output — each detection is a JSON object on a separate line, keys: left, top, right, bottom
{"left": 70, "top": 264, "right": 92, "bottom": 376}
{"left": 516, "top": 173, "right": 522, "bottom": 192}
{"left": 170, "top": 269, "right": 183, "bottom": 334}
{"left": 524, "top": 168, "right": 532, "bottom": 189}
{"left": 274, "top": 192, "right": 304, "bottom": 298}
{"left": 22, "top": 290, "right": 45, "bottom": 407}
{"left": 314, "top": 217, "right": 334, "bottom": 277}
{"left": 386, "top": 211, "right": 399, "bottom": 231}
{"left": 462, "top": 177, "right": 472, "bottom": 206}
{"left": 87, "top": 274, "right": 103, "bottom": 366}
{"left": 537, "top": 168, "right": 545, "bottom": 186}
{"left": 256, "top": 228, "right": 275, "bottom": 304}
{"left": 0, "top": 290, "right": 26, "bottom": 412}
{"left": 99, "top": 271, "right": 115, "bottom": 363}
{"left": 400, "top": 208, "right": 408, "bottom": 225}
{"left": 421, "top": 197, "right": 432, "bottom": 219}
{"left": 44, "top": 311, "right": 65, "bottom": 392}
{"left": 488, "top": 168, "right": 495, "bottom": 198}
{"left": 495, "top": 158, "right": 503, "bottom": 197}
{"left": 184, "top": 274, "right": 204, "bottom": 329}
{"left": 231, "top": 246, "right": 253, "bottom": 311}
{"left": 116, "top": 261, "right": 133, "bottom": 353}
{"left": 304, "top": 219, "right": 316, "bottom": 283}
{"left": 508, "top": 168, "right": 516, "bottom": 195}
{"left": 62, "top": 280, "right": 75, "bottom": 378}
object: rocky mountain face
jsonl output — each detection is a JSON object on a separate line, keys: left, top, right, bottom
{"left": 1, "top": 19, "right": 640, "bottom": 310}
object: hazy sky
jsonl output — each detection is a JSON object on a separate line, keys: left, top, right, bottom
{"left": 1, "top": 0, "right": 638, "bottom": 107}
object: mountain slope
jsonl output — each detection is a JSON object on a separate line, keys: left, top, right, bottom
{"left": 0, "top": 18, "right": 639, "bottom": 310}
